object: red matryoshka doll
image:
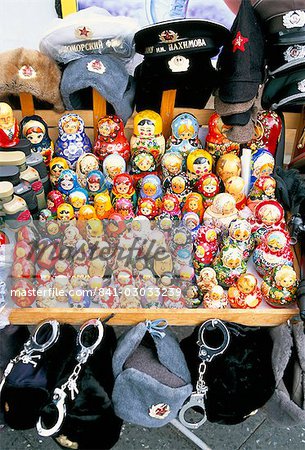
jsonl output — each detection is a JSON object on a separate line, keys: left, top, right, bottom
{"left": 47, "top": 190, "right": 64, "bottom": 217}
{"left": 75, "top": 153, "right": 100, "bottom": 188}
{"left": 216, "top": 153, "right": 241, "bottom": 184}
{"left": 247, "top": 110, "right": 282, "bottom": 156}
{"left": 105, "top": 212, "right": 126, "bottom": 243}
{"left": 20, "top": 115, "right": 54, "bottom": 165}
{"left": 94, "top": 191, "right": 114, "bottom": 220}
{"left": 205, "top": 112, "right": 240, "bottom": 160}
{"left": 224, "top": 176, "right": 246, "bottom": 210}
{"left": 130, "top": 110, "right": 165, "bottom": 165}
{"left": 196, "top": 267, "right": 218, "bottom": 296}
{"left": 253, "top": 229, "right": 294, "bottom": 277}
{"left": 49, "top": 157, "right": 69, "bottom": 188}
{"left": 261, "top": 265, "right": 298, "bottom": 308}
{"left": 163, "top": 172, "right": 192, "bottom": 204}
{"left": 251, "top": 199, "right": 285, "bottom": 244}
{"left": 186, "top": 149, "right": 213, "bottom": 183}
{"left": 110, "top": 173, "right": 137, "bottom": 210}
{"left": 228, "top": 273, "right": 262, "bottom": 309}
{"left": 56, "top": 203, "right": 75, "bottom": 224}
{"left": 139, "top": 174, "right": 163, "bottom": 207}
{"left": 11, "top": 257, "right": 35, "bottom": 279}
{"left": 13, "top": 241, "right": 35, "bottom": 262}
{"left": 203, "top": 285, "right": 230, "bottom": 309}
{"left": 11, "top": 279, "right": 36, "bottom": 307}
{"left": 166, "top": 113, "right": 201, "bottom": 162}
{"left": 0, "top": 102, "right": 19, "bottom": 147}
{"left": 161, "top": 152, "right": 183, "bottom": 179}
{"left": 115, "top": 198, "right": 135, "bottom": 220}
{"left": 193, "top": 243, "right": 215, "bottom": 275}
{"left": 204, "top": 193, "right": 238, "bottom": 229}
{"left": 195, "top": 225, "right": 219, "bottom": 256}
{"left": 226, "top": 218, "right": 254, "bottom": 260}
{"left": 16, "top": 225, "right": 39, "bottom": 244}
{"left": 137, "top": 198, "right": 159, "bottom": 220}
{"left": 213, "top": 243, "right": 247, "bottom": 288}
{"left": 194, "top": 173, "right": 220, "bottom": 209}
{"left": 182, "top": 192, "right": 204, "bottom": 222}
{"left": 161, "top": 194, "right": 181, "bottom": 220}
{"left": 247, "top": 175, "right": 276, "bottom": 212}
{"left": 93, "top": 115, "right": 130, "bottom": 163}
{"left": 86, "top": 170, "right": 108, "bottom": 203}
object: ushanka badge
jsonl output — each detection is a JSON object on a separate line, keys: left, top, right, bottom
{"left": 148, "top": 403, "right": 170, "bottom": 419}
{"left": 18, "top": 65, "right": 36, "bottom": 79}
{"left": 283, "top": 10, "right": 305, "bottom": 29}
{"left": 87, "top": 59, "right": 106, "bottom": 74}
{"left": 168, "top": 55, "right": 189, "bottom": 72}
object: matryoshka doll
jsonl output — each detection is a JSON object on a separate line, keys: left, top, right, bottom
{"left": 224, "top": 176, "right": 246, "bottom": 210}
{"left": 247, "top": 110, "right": 282, "bottom": 156}
{"left": 103, "top": 153, "right": 126, "bottom": 187}
{"left": 213, "top": 243, "right": 247, "bottom": 288}
{"left": 204, "top": 193, "right": 238, "bottom": 229}
{"left": 137, "top": 198, "right": 159, "bottom": 220}
{"left": 186, "top": 149, "right": 213, "bottom": 183}
{"left": 115, "top": 198, "right": 135, "bottom": 220}
{"left": 166, "top": 113, "right": 201, "bottom": 163}
{"left": 216, "top": 152, "right": 241, "bottom": 184}
{"left": 139, "top": 174, "right": 163, "bottom": 207}
{"left": 161, "top": 193, "right": 181, "bottom": 220}
{"left": 86, "top": 170, "right": 108, "bottom": 203}
{"left": 49, "top": 157, "right": 69, "bottom": 188}
{"left": 56, "top": 202, "right": 75, "bottom": 225}
{"left": 226, "top": 218, "right": 254, "bottom": 260}
{"left": 205, "top": 112, "right": 240, "bottom": 160}
{"left": 250, "top": 148, "right": 275, "bottom": 188}
{"left": 253, "top": 229, "right": 294, "bottom": 277}
{"left": 247, "top": 175, "right": 276, "bottom": 212}
{"left": 261, "top": 265, "right": 298, "bottom": 308}
{"left": 196, "top": 267, "right": 218, "bottom": 296}
{"left": 57, "top": 169, "right": 80, "bottom": 198}
{"left": 94, "top": 191, "right": 114, "bottom": 220}
{"left": 20, "top": 115, "right": 54, "bottom": 165}
{"left": 86, "top": 218, "right": 104, "bottom": 247}
{"left": 130, "top": 110, "right": 165, "bottom": 165}
{"left": 105, "top": 212, "right": 126, "bottom": 244}
{"left": 110, "top": 173, "right": 137, "bottom": 210}
{"left": 182, "top": 192, "right": 204, "bottom": 222}
{"left": 68, "top": 187, "right": 88, "bottom": 217}
{"left": 195, "top": 225, "right": 219, "bottom": 256}
{"left": 169, "top": 226, "right": 193, "bottom": 259}
{"left": 78, "top": 204, "right": 97, "bottom": 236}
{"left": 203, "top": 285, "right": 230, "bottom": 309}
{"left": 163, "top": 172, "right": 191, "bottom": 204}
{"left": 251, "top": 199, "right": 285, "bottom": 244}
{"left": 193, "top": 243, "right": 215, "bottom": 275}
{"left": 194, "top": 173, "right": 220, "bottom": 209}
{"left": 46, "top": 190, "right": 64, "bottom": 217}
{"left": 182, "top": 212, "right": 201, "bottom": 240}
{"left": 93, "top": 115, "right": 130, "bottom": 163}
{"left": 161, "top": 152, "right": 183, "bottom": 179}
{"left": 75, "top": 153, "right": 99, "bottom": 188}
{"left": 55, "top": 113, "right": 92, "bottom": 169}
{"left": 228, "top": 273, "right": 262, "bottom": 309}
{"left": 130, "top": 150, "right": 157, "bottom": 183}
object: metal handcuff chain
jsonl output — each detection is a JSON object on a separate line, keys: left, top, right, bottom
{"left": 179, "top": 319, "right": 230, "bottom": 429}
{"left": 0, "top": 320, "right": 60, "bottom": 400}
{"left": 36, "top": 318, "right": 104, "bottom": 438}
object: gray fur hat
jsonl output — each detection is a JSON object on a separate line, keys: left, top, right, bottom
{"left": 263, "top": 322, "right": 305, "bottom": 427}
{"left": 60, "top": 54, "right": 135, "bottom": 124}
{"left": 112, "top": 320, "right": 192, "bottom": 427}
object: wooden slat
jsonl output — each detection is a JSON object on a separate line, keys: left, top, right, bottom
{"left": 160, "top": 90, "right": 177, "bottom": 139}
{"left": 19, "top": 93, "right": 35, "bottom": 117}
{"left": 8, "top": 307, "right": 298, "bottom": 327}
{"left": 92, "top": 89, "right": 107, "bottom": 140}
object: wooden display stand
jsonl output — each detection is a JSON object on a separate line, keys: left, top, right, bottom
{"left": 7, "top": 88, "right": 302, "bottom": 326}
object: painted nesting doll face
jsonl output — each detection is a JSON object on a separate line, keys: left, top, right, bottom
{"left": 210, "top": 193, "right": 237, "bottom": 216}
{"left": 86, "top": 170, "right": 107, "bottom": 194}
{"left": 251, "top": 149, "right": 275, "bottom": 181}
{"left": 22, "top": 118, "right": 46, "bottom": 145}
{"left": 103, "top": 154, "right": 126, "bottom": 181}
{"left": 171, "top": 113, "right": 199, "bottom": 140}
{"left": 49, "top": 157, "right": 69, "bottom": 181}
{"left": 237, "top": 273, "right": 257, "bottom": 294}
{"left": 255, "top": 200, "right": 284, "bottom": 227}
{"left": 187, "top": 149, "right": 213, "bottom": 179}
{"left": 229, "top": 219, "right": 251, "bottom": 242}
{"left": 216, "top": 153, "right": 241, "bottom": 182}
{"left": 57, "top": 203, "right": 75, "bottom": 222}
{"left": 76, "top": 153, "right": 99, "bottom": 178}
{"left": 57, "top": 169, "right": 79, "bottom": 196}
{"left": 196, "top": 173, "right": 220, "bottom": 197}
{"left": 60, "top": 114, "right": 83, "bottom": 135}
{"left": 221, "top": 245, "right": 243, "bottom": 269}
{"left": 140, "top": 175, "right": 162, "bottom": 199}
{"left": 162, "top": 152, "right": 183, "bottom": 177}
{"left": 274, "top": 265, "right": 297, "bottom": 289}
{"left": 134, "top": 110, "right": 162, "bottom": 138}
{"left": 68, "top": 188, "right": 88, "bottom": 210}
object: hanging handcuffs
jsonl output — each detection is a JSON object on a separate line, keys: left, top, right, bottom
{"left": 179, "top": 319, "right": 230, "bottom": 429}
{"left": 0, "top": 319, "right": 60, "bottom": 399}
{"left": 36, "top": 318, "right": 104, "bottom": 437}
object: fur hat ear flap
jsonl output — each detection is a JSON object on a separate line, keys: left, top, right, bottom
{"left": 0, "top": 48, "right": 64, "bottom": 112}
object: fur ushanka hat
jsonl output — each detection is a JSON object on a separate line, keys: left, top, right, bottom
{"left": 0, "top": 48, "right": 64, "bottom": 111}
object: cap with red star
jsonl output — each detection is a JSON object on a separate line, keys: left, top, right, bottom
{"left": 232, "top": 31, "right": 249, "bottom": 53}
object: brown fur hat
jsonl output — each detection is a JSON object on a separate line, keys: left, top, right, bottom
{"left": 0, "top": 48, "right": 64, "bottom": 111}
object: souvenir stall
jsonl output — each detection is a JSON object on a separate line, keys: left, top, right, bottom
{"left": 0, "top": 1, "right": 304, "bottom": 449}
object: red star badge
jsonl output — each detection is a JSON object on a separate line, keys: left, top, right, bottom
{"left": 78, "top": 26, "right": 90, "bottom": 37}
{"left": 232, "top": 31, "right": 249, "bottom": 53}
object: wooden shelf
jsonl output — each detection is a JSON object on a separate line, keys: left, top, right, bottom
{"left": 9, "top": 307, "right": 298, "bottom": 327}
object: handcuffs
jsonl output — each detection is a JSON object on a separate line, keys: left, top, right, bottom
{"left": 36, "top": 318, "right": 104, "bottom": 437}
{"left": 179, "top": 319, "right": 230, "bottom": 429}
{"left": 0, "top": 319, "right": 60, "bottom": 399}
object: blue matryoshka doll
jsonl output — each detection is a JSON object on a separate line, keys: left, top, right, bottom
{"left": 20, "top": 115, "right": 54, "bottom": 165}
{"left": 57, "top": 169, "right": 80, "bottom": 197}
{"left": 166, "top": 113, "right": 201, "bottom": 167}
{"left": 139, "top": 174, "right": 163, "bottom": 207}
{"left": 86, "top": 170, "right": 108, "bottom": 203}
{"left": 250, "top": 148, "right": 275, "bottom": 189}
{"left": 55, "top": 113, "right": 92, "bottom": 169}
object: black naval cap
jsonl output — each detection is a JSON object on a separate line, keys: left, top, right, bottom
{"left": 267, "top": 41, "right": 305, "bottom": 76}
{"left": 134, "top": 19, "right": 230, "bottom": 58}
{"left": 217, "top": 0, "right": 265, "bottom": 103}
{"left": 262, "top": 64, "right": 305, "bottom": 110}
